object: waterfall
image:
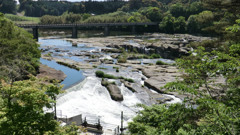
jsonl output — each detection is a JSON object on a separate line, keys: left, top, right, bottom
{"left": 56, "top": 76, "right": 142, "bottom": 130}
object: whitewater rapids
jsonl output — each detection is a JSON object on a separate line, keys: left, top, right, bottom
{"left": 56, "top": 76, "right": 142, "bottom": 130}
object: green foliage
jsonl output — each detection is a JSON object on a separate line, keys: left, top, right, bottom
{"left": 68, "top": 3, "right": 85, "bottom": 14}
{"left": 156, "top": 60, "right": 168, "bottom": 65}
{"left": 174, "top": 16, "right": 186, "bottom": 33}
{"left": 5, "top": 14, "right": 40, "bottom": 24}
{"left": 129, "top": 15, "right": 240, "bottom": 134}
{"left": 19, "top": 1, "right": 73, "bottom": 17}
{"left": 56, "top": 61, "right": 80, "bottom": 71}
{"left": 140, "top": 7, "right": 163, "bottom": 22}
{"left": 159, "top": 14, "right": 175, "bottom": 33}
{"left": 0, "top": 78, "right": 59, "bottom": 134}
{"left": 226, "top": 19, "right": 240, "bottom": 33}
{"left": 170, "top": 3, "right": 185, "bottom": 18}
{"left": 20, "top": 1, "right": 126, "bottom": 17}
{"left": 95, "top": 70, "right": 105, "bottom": 78}
{"left": 127, "top": 12, "right": 150, "bottom": 23}
{"left": 84, "top": 11, "right": 130, "bottom": 23}
{"left": 40, "top": 13, "right": 86, "bottom": 24}
{"left": 0, "top": 78, "right": 85, "bottom": 135}
{"left": 0, "top": 13, "right": 41, "bottom": 81}
{"left": 122, "top": 0, "right": 162, "bottom": 11}
{"left": 0, "top": 0, "right": 17, "bottom": 14}
{"left": 150, "top": 53, "right": 161, "bottom": 59}
{"left": 117, "top": 55, "right": 127, "bottom": 63}
{"left": 124, "top": 78, "right": 135, "bottom": 83}
{"left": 129, "top": 45, "right": 240, "bottom": 134}
{"left": 95, "top": 71, "right": 134, "bottom": 83}
{"left": 128, "top": 104, "right": 198, "bottom": 135}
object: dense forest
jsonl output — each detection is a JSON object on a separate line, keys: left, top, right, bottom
{"left": 0, "top": 0, "right": 240, "bottom": 134}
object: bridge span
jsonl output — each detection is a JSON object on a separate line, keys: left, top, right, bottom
{"left": 17, "top": 22, "right": 159, "bottom": 40}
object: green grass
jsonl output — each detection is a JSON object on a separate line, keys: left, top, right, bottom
{"left": 5, "top": 14, "right": 40, "bottom": 24}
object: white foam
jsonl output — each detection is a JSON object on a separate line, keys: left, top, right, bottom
{"left": 162, "top": 94, "right": 182, "bottom": 104}
{"left": 56, "top": 76, "right": 142, "bottom": 130}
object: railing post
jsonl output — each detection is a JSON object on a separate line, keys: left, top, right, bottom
{"left": 120, "top": 111, "right": 124, "bottom": 135}
{"left": 72, "top": 26, "right": 78, "bottom": 38}
{"left": 32, "top": 26, "right": 38, "bottom": 41}
{"left": 104, "top": 25, "right": 110, "bottom": 36}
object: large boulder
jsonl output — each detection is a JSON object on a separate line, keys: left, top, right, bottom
{"left": 101, "top": 79, "right": 123, "bottom": 101}
{"left": 106, "top": 84, "right": 123, "bottom": 101}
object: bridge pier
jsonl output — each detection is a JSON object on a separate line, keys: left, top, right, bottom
{"left": 104, "top": 26, "right": 110, "bottom": 36}
{"left": 32, "top": 27, "right": 38, "bottom": 41}
{"left": 132, "top": 25, "right": 136, "bottom": 34}
{"left": 72, "top": 26, "right": 78, "bottom": 38}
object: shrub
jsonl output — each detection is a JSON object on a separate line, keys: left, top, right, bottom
{"left": 95, "top": 71, "right": 104, "bottom": 77}
{"left": 150, "top": 53, "right": 161, "bottom": 59}
{"left": 104, "top": 74, "right": 118, "bottom": 79}
{"left": 156, "top": 60, "right": 168, "bottom": 65}
{"left": 117, "top": 56, "right": 127, "bottom": 63}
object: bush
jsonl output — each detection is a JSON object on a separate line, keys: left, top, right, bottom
{"left": 95, "top": 71, "right": 134, "bottom": 83}
{"left": 104, "top": 74, "right": 118, "bottom": 79}
{"left": 156, "top": 60, "right": 168, "bottom": 65}
{"left": 150, "top": 53, "right": 161, "bottom": 59}
{"left": 95, "top": 71, "right": 104, "bottom": 78}
{"left": 117, "top": 56, "right": 127, "bottom": 63}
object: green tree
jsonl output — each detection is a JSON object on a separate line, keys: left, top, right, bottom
{"left": 129, "top": 45, "right": 240, "bottom": 135}
{"left": 140, "top": 7, "right": 162, "bottom": 22}
{"left": 0, "top": 78, "right": 60, "bottom": 134}
{"left": 129, "top": 19, "right": 240, "bottom": 135}
{"left": 0, "top": 13, "right": 85, "bottom": 135}
{"left": 69, "top": 3, "right": 85, "bottom": 14}
{"left": 0, "top": 13, "right": 41, "bottom": 81}
{"left": 187, "top": 14, "right": 199, "bottom": 33}
{"left": 174, "top": 16, "right": 186, "bottom": 33}
{"left": 159, "top": 14, "right": 175, "bottom": 33}
{"left": 169, "top": 3, "right": 185, "bottom": 18}
{"left": 0, "top": 0, "right": 17, "bottom": 14}
{"left": 0, "top": 78, "right": 86, "bottom": 135}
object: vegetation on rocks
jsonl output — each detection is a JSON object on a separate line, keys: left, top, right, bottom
{"left": 56, "top": 61, "right": 80, "bottom": 71}
{"left": 95, "top": 71, "right": 135, "bottom": 83}
{"left": 156, "top": 60, "right": 168, "bottom": 65}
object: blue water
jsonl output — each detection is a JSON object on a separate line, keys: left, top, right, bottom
{"left": 40, "top": 57, "right": 85, "bottom": 90}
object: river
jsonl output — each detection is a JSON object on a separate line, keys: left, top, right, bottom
{"left": 38, "top": 36, "right": 182, "bottom": 133}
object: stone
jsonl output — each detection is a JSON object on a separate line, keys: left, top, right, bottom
{"left": 37, "top": 64, "right": 66, "bottom": 82}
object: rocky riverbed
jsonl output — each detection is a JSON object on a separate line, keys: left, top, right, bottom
{"left": 38, "top": 33, "right": 211, "bottom": 132}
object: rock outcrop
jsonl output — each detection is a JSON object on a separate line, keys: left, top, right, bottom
{"left": 101, "top": 79, "right": 123, "bottom": 101}
{"left": 37, "top": 64, "right": 66, "bottom": 82}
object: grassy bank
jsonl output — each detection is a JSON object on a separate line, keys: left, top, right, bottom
{"left": 5, "top": 14, "right": 40, "bottom": 24}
